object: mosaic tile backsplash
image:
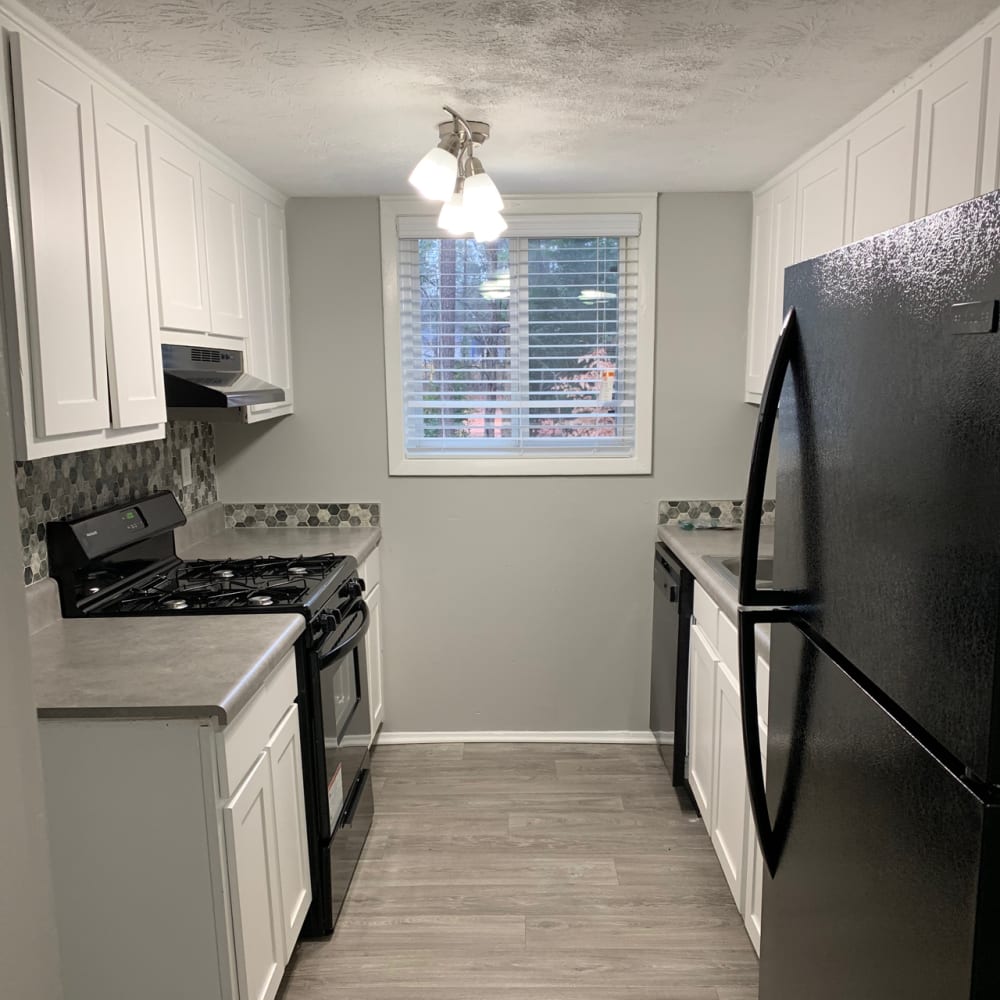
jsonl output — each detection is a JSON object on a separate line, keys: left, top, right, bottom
{"left": 658, "top": 499, "right": 776, "bottom": 527}
{"left": 226, "top": 502, "right": 380, "bottom": 528}
{"left": 16, "top": 422, "right": 217, "bottom": 584}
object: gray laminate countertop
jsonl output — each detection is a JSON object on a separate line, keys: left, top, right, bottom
{"left": 178, "top": 526, "right": 381, "bottom": 565}
{"left": 30, "top": 613, "right": 304, "bottom": 724}
{"left": 657, "top": 523, "right": 775, "bottom": 653}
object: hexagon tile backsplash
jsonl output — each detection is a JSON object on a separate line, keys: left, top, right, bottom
{"left": 658, "top": 500, "right": 776, "bottom": 526}
{"left": 16, "top": 421, "right": 217, "bottom": 585}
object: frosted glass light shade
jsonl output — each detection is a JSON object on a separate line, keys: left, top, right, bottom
{"left": 462, "top": 171, "right": 504, "bottom": 213}
{"left": 408, "top": 146, "right": 459, "bottom": 201}
{"left": 438, "top": 192, "right": 471, "bottom": 235}
{"left": 472, "top": 210, "right": 508, "bottom": 243}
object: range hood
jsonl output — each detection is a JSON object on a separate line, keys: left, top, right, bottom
{"left": 162, "top": 345, "right": 285, "bottom": 408}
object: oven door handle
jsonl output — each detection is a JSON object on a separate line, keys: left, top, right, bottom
{"left": 317, "top": 601, "right": 370, "bottom": 668}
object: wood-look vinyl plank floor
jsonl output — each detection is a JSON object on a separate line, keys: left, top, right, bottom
{"left": 277, "top": 742, "right": 759, "bottom": 1000}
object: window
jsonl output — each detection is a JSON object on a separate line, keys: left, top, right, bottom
{"left": 380, "top": 195, "right": 657, "bottom": 475}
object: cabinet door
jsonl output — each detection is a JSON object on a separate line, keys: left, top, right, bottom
{"left": 246, "top": 199, "right": 293, "bottom": 421}
{"left": 744, "top": 187, "right": 774, "bottom": 401}
{"left": 241, "top": 186, "right": 271, "bottom": 380}
{"left": 9, "top": 32, "right": 109, "bottom": 437}
{"left": 710, "top": 657, "right": 749, "bottom": 911}
{"left": 915, "top": 42, "right": 988, "bottom": 216}
{"left": 795, "top": 140, "right": 848, "bottom": 261}
{"left": 222, "top": 753, "right": 284, "bottom": 1000}
{"left": 147, "top": 127, "right": 211, "bottom": 333}
{"left": 687, "top": 624, "right": 717, "bottom": 823}
{"left": 92, "top": 86, "right": 166, "bottom": 429}
{"left": 264, "top": 706, "right": 311, "bottom": 961}
{"left": 743, "top": 723, "right": 767, "bottom": 955}
{"left": 366, "top": 582, "right": 384, "bottom": 736}
{"left": 202, "top": 162, "right": 249, "bottom": 340}
{"left": 846, "top": 91, "right": 920, "bottom": 241}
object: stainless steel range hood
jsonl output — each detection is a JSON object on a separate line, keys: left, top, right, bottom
{"left": 162, "top": 345, "right": 285, "bottom": 408}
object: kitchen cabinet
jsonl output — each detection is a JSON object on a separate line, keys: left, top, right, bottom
{"left": 92, "top": 85, "right": 167, "bottom": 430}
{"left": 687, "top": 621, "right": 717, "bottom": 822}
{"left": 686, "top": 581, "right": 771, "bottom": 947}
{"left": 915, "top": 42, "right": 988, "bottom": 216}
{"left": 360, "top": 547, "right": 385, "bottom": 738}
{"left": 148, "top": 126, "right": 213, "bottom": 335}
{"left": 743, "top": 709, "right": 768, "bottom": 956}
{"left": 242, "top": 196, "right": 294, "bottom": 422}
{"left": 202, "top": 161, "right": 250, "bottom": 340}
{"left": 744, "top": 187, "right": 774, "bottom": 402}
{"left": 0, "top": 27, "right": 168, "bottom": 459}
{"left": 711, "top": 654, "right": 749, "bottom": 911}
{"left": 795, "top": 140, "right": 848, "bottom": 262}
{"left": 745, "top": 174, "right": 796, "bottom": 402}
{"left": 9, "top": 31, "right": 109, "bottom": 438}
{"left": 845, "top": 91, "right": 920, "bottom": 243}
{"left": 38, "top": 651, "right": 310, "bottom": 1000}
{"left": 223, "top": 751, "right": 285, "bottom": 1000}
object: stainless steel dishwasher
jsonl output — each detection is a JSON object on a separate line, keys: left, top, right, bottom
{"left": 649, "top": 542, "right": 694, "bottom": 787}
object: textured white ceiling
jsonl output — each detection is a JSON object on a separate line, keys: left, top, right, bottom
{"left": 24, "top": 0, "right": 999, "bottom": 196}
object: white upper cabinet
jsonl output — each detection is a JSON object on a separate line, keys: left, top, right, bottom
{"left": 147, "top": 126, "right": 212, "bottom": 334}
{"left": 745, "top": 175, "right": 795, "bottom": 402}
{"left": 92, "top": 86, "right": 166, "bottom": 429}
{"left": 9, "top": 32, "right": 109, "bottom": 438}
{"left": 263, "top": 200, "right": 294, "bottom": 414}
{"left": 916, "top": 42, "right": 988, "bottom": 215}
{"left": 795, "top": 140, "right": 848, "bottom": 261}
{"left": 744, "top": 188, "right": 774, "bottom": 402}
{"left": 241, "top": 186, "right": 271, "bottom": 374}
{"left": 846, "top": 91, "right": 920, "bottom": 242}
{"left": 201, "top": 162, "right": 250, "bottom": 340}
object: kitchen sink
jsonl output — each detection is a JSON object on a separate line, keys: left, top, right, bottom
{"left": 704, "top": 555, "right": 774, "bottom": 590}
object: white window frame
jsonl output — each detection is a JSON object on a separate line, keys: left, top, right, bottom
{"left": 379, "top": 193, "right": 658, "bottom": 476}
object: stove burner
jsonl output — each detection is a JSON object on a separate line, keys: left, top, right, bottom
{"left": 162, "top": 598, "right": 189, "bottom": 610}
{"left": 213, "top": 569, "right": 235, "bottom": 579}
{"left": 248, "top": 595, "right": 274, "bottom": 607}
{"left": 288, "top": 566, "right": 309, "bottom": 576}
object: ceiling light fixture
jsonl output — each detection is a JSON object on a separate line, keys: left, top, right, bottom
{"left": 408, "top": 106, "right": 506, "bottom": 242}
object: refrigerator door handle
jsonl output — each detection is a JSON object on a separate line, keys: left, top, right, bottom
{"left": 738, "top": 607, "right": 798, "bottom": 877}
{"left": 740, "top": 308, "right": 800, "bottom": 607}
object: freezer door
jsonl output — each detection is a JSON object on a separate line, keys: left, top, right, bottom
{"left": 760, "top": 623, "right": 992, "bottom": 999}
{"left": 776, "top": 189, "right": 1000, "bottom": 782}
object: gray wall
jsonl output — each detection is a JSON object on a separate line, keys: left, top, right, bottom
{"left": 0, "top": 322, "right": 63, "bottom": 992}
{"left": 215, "top": 193, "right": 757, "bottom": 734}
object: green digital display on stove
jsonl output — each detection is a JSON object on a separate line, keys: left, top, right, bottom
{"left": 120, "top": 508, "right": 146, "bottom": 530}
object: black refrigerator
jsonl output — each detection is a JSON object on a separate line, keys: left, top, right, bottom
{"left": 737, "top": 189, "right": 1000, "bottom": 999}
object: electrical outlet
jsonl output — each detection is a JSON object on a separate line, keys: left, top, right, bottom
{"left": 180, "top": 447, "right": 193, "bottom": 486}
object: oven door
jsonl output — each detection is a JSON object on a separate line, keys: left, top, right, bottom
{"left": 316, "top": 599, "right": 372, "bottom": 835}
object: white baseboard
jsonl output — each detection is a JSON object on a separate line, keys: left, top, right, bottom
{"left": 376, "top": 730, "right": 670, "bottom": 746}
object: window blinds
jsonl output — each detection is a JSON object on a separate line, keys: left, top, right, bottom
{"left": 397, "top": 215, "right": 641, "bottom": 459}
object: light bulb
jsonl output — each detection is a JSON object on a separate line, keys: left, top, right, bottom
{"left": 472, "top": 211, "right": 507, "bottom": 243}
{"left": 463, "top": 170, "right": 504, "bottom": 214}
{"left": 438, "top": 190, "right": 471, "bottom": 235}
{"left": 408, "top": 146, "right": 460, "bottom": 201}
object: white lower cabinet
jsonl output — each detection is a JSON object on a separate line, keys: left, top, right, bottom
{"left": 359, "top": 547, "right": 385, "bottom": 739}
{"left": 743, "top": 723, "right": 768, "bottom": 956}
{"left": 687, "top": 582, "right": 769, "bottom": 950}
{"left": 687, "top": 623, "right": 717, "bottom": 821}
{"left": 38, "top": 650, "right": 310, "bottom": 1000}
{"left": 223, "top": 752, "right": 285, "bottom": 1000}
{"left": 710, "top": 657, "right": 749, "bottom": 910}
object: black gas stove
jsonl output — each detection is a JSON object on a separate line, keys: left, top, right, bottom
{"left": 47, "top": 491, "right": 374, "bottom": 938}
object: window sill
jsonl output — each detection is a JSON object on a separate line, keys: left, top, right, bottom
{"left": 389, "top": 454, "right": 652, "bottom": 476}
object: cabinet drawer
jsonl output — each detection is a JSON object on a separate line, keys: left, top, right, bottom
{"left": 717, "top": 612, "right": 739, "bottom": 674}
{"left": 692, "top": 583, "right": 718, "bottom": 650}
{"left": 219, "top": 649, "right": 297, "bottom": 798}
{"left": 359, "top": 546, "right": 381, "bottom": 592}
